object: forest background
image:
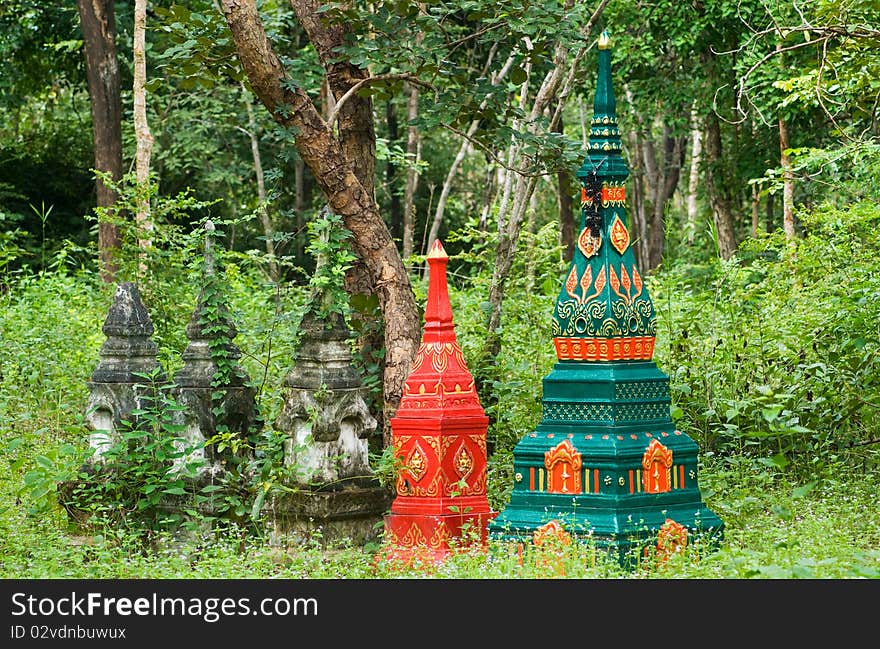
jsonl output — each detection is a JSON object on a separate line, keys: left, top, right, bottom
{"left": 0, "top": 0, "right": 879, "bottom": 578}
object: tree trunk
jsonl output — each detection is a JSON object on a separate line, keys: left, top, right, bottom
{"left": 386, "top": 98, "right": 402, "bottom": 240}
{"left": 222, "top": 0, "right": 419, "bottom": 444}
{"left": 241, "top": 84, "right": 279, "bottom": 281}
{"left": 702, "top": 111, "right": 737, "bottom": 260}
{"left": 133, "top": 0, "right": 153, "bottom": 256}
{"left": 401, "top": 81, "right": 420, "bottom": 262}
{"left": 686, "top": 117, "right": 702, "bottom": 245}
{"left": 76, "top": 0, "right": 123, "bottom": 283}
{"left": 751, "top": 183, "right": 760, "bottom": 238}
{"left": 288, "top": 0, "right": 397, "bottom": 438}
{"left": 779, "top": 114, "right": 796, "bottom": 240}
{"left": 294, "top": 155, "right": 306, "bottom": 263}
{"left": 625, "top": 129, "right": 649, "bottom": 270}
{"left": 425, "top": 47, "right": 514, "bottom": 254}
{"left": 554, "top": 112, "right": 575, "bottom": 263}
{"left": 647, "top": 127, "right": 685, "bottom": 270}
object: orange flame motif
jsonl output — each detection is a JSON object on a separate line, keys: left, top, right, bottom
{"left": 620, "top": 264, "right": 631, "bottom": 296}
{"left": 632, "top": 266, "right": 643, "bottom": 297}
{"left": 565, "top": 266, "right": 579, "bottom": 301}
{"left": 578, "top": 266, "right": 593, "bottom": 303}
{"left": 577, "top": 227, "right": 601, "bottom": 258}
{"left": 609, "top": 215, "right": 630, "bottom": 255}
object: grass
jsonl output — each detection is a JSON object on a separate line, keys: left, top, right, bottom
{"left": 2, "top": 452, "right": 878, "bottom": 579}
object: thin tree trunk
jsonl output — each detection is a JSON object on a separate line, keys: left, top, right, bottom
{"left": 77, "top": 0, "right": 123, "bottom": 283}
{"left": 485, "top": 0, "right": 609, "bottom": 363}
{"left": 294, "top": 155, "right": 305, "bottom": 263}
{"left": 751, "top": 183, "right": 760, "bottom": 238}
{"left": 401, "top": 81, "right": 420, "bottom": 262}
{"left": 686, "top": 116, "right": 702, "bottom": 245}
{"left": 133, "top": 0, "right": 153, "bottom": 257}
{"left": 222, "top": 0, "right": 419, "bottom": 443}
{"left": 524, "top": 184, "right": 541, "bottom": 288}
{"left": 647, "top": 126, "right": 685, "bottom": 270}
{"left": 703, "top": 111, "right": 737, "bottom": 260}
{"left": 386, "top": 98, "right": 402, "bottom": 240}
{"left": 779, "top": 114, "right": 796, "bottom": 240}
{"left": 425, "top": 46, "right": 514, "bottom": 253}
{"left": 625, "top": 128, "right": 649, "bottom": 270}
{"left": 427, "top": 134, "right": 475, "bottom": 253}
{"left": 241, "top": 83, "right": 279, "bottom": 281}
{"left": 554, "top": 111, "right": 575, "bottom": 262}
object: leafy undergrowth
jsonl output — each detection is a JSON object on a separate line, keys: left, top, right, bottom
{"left": 2, "top": 454, "right": 877, "bottom": 579}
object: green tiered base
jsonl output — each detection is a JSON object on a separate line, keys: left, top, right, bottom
{"left": 488, "top": 360, "right": 724, "bottom": 566}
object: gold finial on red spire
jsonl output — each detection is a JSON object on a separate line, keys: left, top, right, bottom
{"left": 422, "top": 240, "right": 454, "bottom": 343}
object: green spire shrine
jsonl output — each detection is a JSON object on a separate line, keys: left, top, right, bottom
{"left": 488, "top": 31, "right": 724, "bottom": 565}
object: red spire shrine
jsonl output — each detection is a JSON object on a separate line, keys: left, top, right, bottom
{"left": 383, "top": 240, "right": 496, "bottom": 562}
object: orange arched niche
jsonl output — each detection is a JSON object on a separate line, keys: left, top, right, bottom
{"left": 544, "top": 439, "right": 582, "bottom": 494}
{"left": 642, "top": 438, "right": 673, "bottom": 493}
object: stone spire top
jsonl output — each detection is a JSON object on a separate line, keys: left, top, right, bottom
{"left": 91, "top": 282, "right": 163, "bottom": 383}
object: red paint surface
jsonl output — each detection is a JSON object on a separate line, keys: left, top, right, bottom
{"left": 383, "top": 241, "right": 495, "bottom": 564}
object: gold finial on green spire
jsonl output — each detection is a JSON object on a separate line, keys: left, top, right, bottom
{"left": 598, "top": 30, "right": 611, "bottom": 49}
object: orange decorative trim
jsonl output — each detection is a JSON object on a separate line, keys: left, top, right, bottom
{"left": 656, "top": 518, "right": 688, "bottom": 562}
{"left": 553, "top": 336, "right": 655, "bottom": 361}
{"left": 609, "top": 215, "right": 630, "bottom": 254}
{"left": 577, "top": 227, "right": 601, "bottom": 258}
{"left": 532, "top": 520, "right": 571, "bottom": 547}
{"left": 602, "top": 185, "right": 625, "bottom": 205}
{"left": 642, "top": 439, "right": 673, "bottom": 494}
{"left": 544, "top": 439, "right": 582, "bottom": 494}
{"left": 581, "top": 185, "right": 626, "bottom": 207}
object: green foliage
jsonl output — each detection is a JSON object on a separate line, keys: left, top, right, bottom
{"left": 301, "top": 209, "right": 357, "bottom": 322}
{"left": 20, "top": 371, "right": 204, "bottom": 537}
{"left": 652, "top": 200, "right": 880, "bottom": 479}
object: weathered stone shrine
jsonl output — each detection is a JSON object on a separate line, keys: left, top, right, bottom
{"left": 85, "top": 281, "right": 165, "bottom": 458}
{"left": 384, "top": 240, "right": 495, "bottom": 563}
{"left": 272, "top": 236, "right": 390, "bottom": 546}
{"left": 488, "top": 32, "right": 724, "bottom": 564}
{"left": 172, "top": 221, "right": 258, "bottom": 480}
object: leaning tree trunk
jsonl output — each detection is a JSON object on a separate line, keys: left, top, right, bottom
{"left": 221, "top": 0, "right": 419, "bottom": 444}
{"left": 288, "top": 0, "right": 394, "bottom": 437}
{"left": 553, "top": 110, "right": 575, "bottom": 263}
{"left": 483, "top": 0, "right": 609, "bottom": 362}
{"left": 77, "top": 0, "right": 123, "bottom": 283}
{"left": 646, "top": 124, "right": 686, "bottom": 270}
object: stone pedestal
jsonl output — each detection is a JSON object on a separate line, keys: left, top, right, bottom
{"left": 383, "top": 240, "right": 496, "bottom": 563}
{"left": 488, "top": 33, "right": 724, "bottom": 567}
{"left": 172, "top": 277, "right": 258, "bottom": 481}
{"left": 272, "top": 305, "right": 390, "bottom": 546}
{"left": 85, "top": 282, "right": 165, "bottom": 459}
